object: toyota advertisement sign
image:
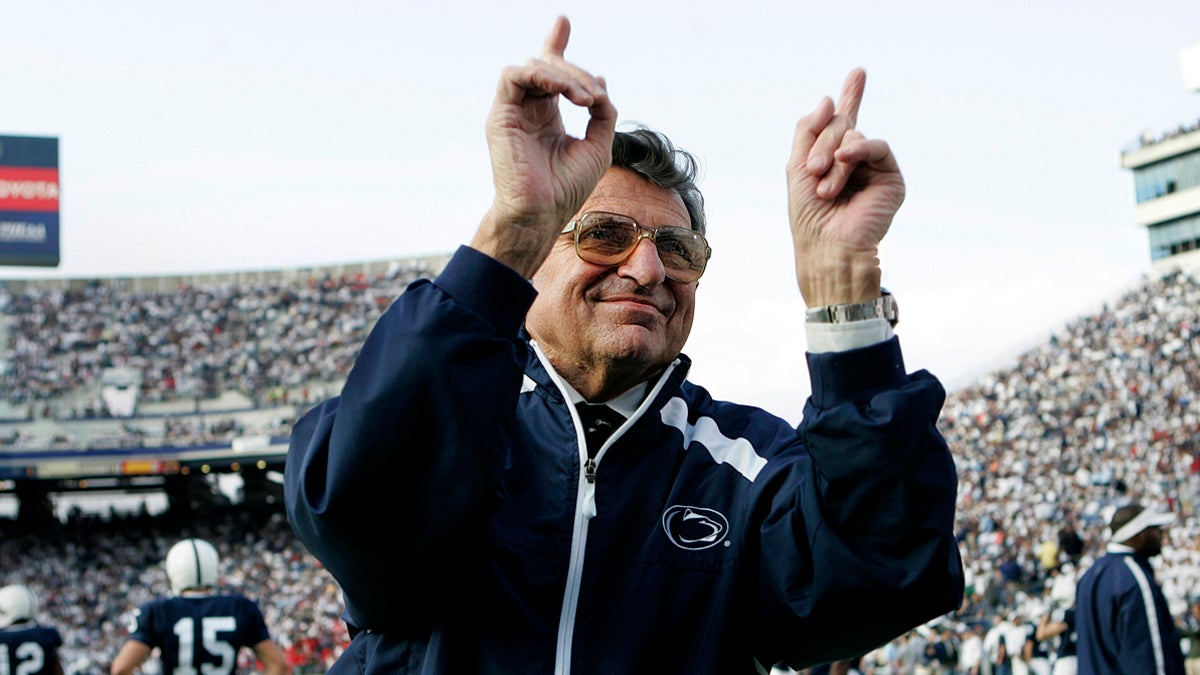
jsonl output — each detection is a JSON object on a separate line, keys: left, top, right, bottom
{"left": 0, "top": 135, "right": 60, "bottom": 267}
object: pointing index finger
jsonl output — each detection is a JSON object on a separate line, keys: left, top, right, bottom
{"left": 835, "top": 68, "right": 867, "bottom": 128}
{"left": 542, "top": 15, "right": 571, "bottom": 59}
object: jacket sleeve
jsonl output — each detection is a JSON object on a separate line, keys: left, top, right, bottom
{"left": 284, "top": 246, "right": 536, "bottom": 632}
{"left": 1115, "top": 583, "right": 1174, "bottom": 674}
{"left": 750, "top": 337, "right": 964, "bottom": 668}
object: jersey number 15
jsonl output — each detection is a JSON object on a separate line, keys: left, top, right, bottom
{"left": 173, "top": 616, "right": 237, "bottom": 675}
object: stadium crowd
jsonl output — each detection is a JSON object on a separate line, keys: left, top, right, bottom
{"left": 0, "top": 260, "right": 435, "bottom": 415}
{"left": 3, "top": 265, "right": 1200, "bottom": 673}
{"left": 850, "top": 268, "right": 1200, "bottom": 674}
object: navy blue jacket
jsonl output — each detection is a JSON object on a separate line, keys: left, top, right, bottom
{"left": 285, "top": 246, "right": 964, "bottom": 674}
{"left": 1076, "top": 546, "right": 1185, "bottom": 674}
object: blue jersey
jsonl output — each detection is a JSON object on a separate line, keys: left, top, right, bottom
{"left": 1024, "top": 623, "right": 1050, "bottom": 660}
{"left": 128, "top": 594, "right": 271, "bottom": 674}
{"left": 0, "top": 624, "right": 63, "bottom": 675}
{"left": 1053, "top": 607, "right": 1077, "bottom": 658}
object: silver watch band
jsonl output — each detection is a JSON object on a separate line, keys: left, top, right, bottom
{"left": 805, "top": 289, "right": 898, "bottom": 327}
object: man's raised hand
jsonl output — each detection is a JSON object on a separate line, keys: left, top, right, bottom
{"left": 787, "top": 69, "right": 905, "bottom": 308}
{"left": 473, "top": 16, "right": 618, "bottom": 278}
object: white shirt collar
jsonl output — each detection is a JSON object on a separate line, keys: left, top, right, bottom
{"left": 561, "top": 379, "right": 648, "bottom": 418}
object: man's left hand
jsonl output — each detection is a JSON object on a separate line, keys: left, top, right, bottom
{"left": 786, "top": 68, "right": 905, "bottom": 308}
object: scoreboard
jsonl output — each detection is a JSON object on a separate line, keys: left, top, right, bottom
{"left": 0, "top": 134, "right": 60, "bottom": 267}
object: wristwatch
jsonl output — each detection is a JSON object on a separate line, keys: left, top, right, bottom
{"left": 805, "top": 288, "right": 898, "bottom": 327}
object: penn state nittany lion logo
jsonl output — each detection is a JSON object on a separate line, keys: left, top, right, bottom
{"left": 661, "top": 505, "right": 729, "bottom": 550}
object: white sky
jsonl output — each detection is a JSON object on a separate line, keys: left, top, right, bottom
{"left": 3, "top": 1, "right": 1199, "bottom": 424}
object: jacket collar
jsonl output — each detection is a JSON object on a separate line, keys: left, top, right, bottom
{"left": 1105, "top": 542, "right": 1152, "bottom": 566}
{"left": 521, "top": 336, "right": 693, "bottom": 415}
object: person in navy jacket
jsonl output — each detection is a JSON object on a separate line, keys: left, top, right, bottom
{"left": 1076, "top": 503, "right": 1185, "bottom": 675}
{"left": 285, "top": 15, "right": 963, "bottom": 675}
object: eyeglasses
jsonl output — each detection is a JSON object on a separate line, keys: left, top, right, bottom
{"left": 561, "top": 211, "right": 712, "bottom": 283}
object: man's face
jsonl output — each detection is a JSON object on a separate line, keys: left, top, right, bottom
{"left": 526, "top": 167, "right": 697, "bottom": 392}
{"left": 1137, "top": 525, "right": 1166, "bottom": 557}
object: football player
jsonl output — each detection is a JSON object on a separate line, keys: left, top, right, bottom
{"left": 110, "top": 538, "right": 288, "bottom": 675}
{"left": 0, "top": 584, "right": 64, "bottom": 675}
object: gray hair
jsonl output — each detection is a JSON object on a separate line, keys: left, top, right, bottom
{"left": 611, "top": 127, "right": 706, "bottom": 235}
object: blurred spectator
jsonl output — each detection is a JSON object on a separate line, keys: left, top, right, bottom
{"left": 1022, "top": 610, "right": 1053, "bottom": 675}
{"left": 1034, "top": 605, "right": 1076, "bottom": 675}
{"left": 983, "top": 613, "right": 1013, "bottom": 675}
{"left": 959, "top": 622, "right": 985, "bottom": 675}
{"left": 1176, "top": 596, "right": 1200, "bottom": 675}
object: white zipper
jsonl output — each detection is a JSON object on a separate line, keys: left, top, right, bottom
{"left": 554, "top": 403, "right": 598, "bottom": 674}
{"left": 530, "top": 343, "right": 679, "bottom": 674}
{"left": 528, "top": 342, "right": 599, "bottom": 674}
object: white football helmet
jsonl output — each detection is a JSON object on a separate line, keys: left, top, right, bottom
{"left": 165, "top": 538, "right": 220, "bottom": 595}
{"left": 0, "top": 584, "right": 37, "bottom": 629}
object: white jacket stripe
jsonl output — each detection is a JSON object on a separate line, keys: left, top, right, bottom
{"left": 1122, "top": 556, "right": 1168, "bottom": 674}
{"left": 661, "top": 397, "right": 767, "bottom": 482}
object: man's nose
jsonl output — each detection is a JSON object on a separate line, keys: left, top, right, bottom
{"left": 617, "top": 238, "right": 667, "bottom": 285}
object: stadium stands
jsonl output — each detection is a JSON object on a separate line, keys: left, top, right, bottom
{"left": 0, "top": 258, "right": 442, "bottom": 428}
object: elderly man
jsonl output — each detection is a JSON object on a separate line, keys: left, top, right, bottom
{"left": 1076, "top": 503, "right": 1184, "bottom": 675}
{"left": 285, "top": 15, "right": 963, "bottom": 674}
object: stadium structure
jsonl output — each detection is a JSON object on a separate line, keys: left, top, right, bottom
{"left": 1120, "top": 44, "right": 1200, "bottom": 270}
{"left": 0, "top": 254, "right": 449, "bottom": 525}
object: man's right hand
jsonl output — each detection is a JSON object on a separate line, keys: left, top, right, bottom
{"left": 471, "top": 16, "right": 618, "bottom": 278}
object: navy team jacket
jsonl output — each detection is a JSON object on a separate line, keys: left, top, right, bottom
{"left": 285, "top": 246, "right": 964, "bottom": 674}
{"left": 1076, "top": 547, "right": 1186, "bottom": 674}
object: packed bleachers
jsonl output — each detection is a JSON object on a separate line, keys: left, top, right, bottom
{"left": 4, "top": 261, "right": 1200, "bottom": 673}
{"left": 948, "top": 268, "right": 1200, "bottom": 612}
{"left": 0, "top": 257, "right": 441, "bottom": 450}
